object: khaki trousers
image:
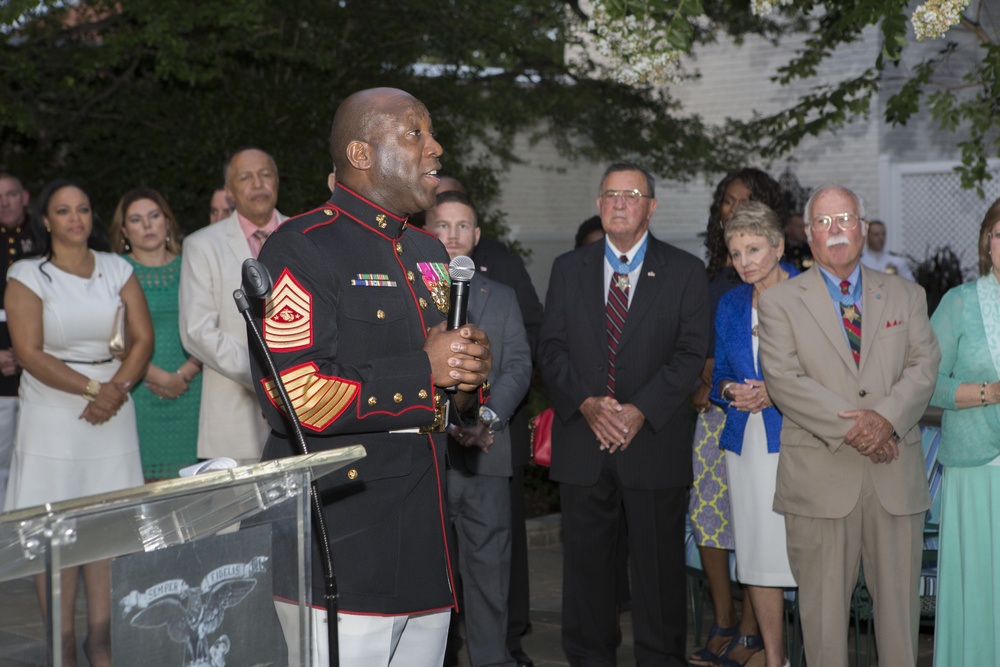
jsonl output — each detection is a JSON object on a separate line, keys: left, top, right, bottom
{"left": 784, "top": 464, "right": 924, "bottom": 667}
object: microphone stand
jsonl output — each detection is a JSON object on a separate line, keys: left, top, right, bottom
{"left": 234, "top": 258, "right": 339, "bottom": 667}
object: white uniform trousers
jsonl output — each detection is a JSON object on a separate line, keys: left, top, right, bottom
{"left": 277, "top": 601, "right": 449, "bottom": 667}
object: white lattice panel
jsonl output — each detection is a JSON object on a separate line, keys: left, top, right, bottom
{"left": 889, "top": 161, "right": 1000, "bottom": 275}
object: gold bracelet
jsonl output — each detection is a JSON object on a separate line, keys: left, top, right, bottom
{"left": 84, "top": 378, "right": 102, "bottom": 402}
{"left": 721, "top": 381, "right": 736, "bottom": 401}
{"left": 982, "top": 381, "right": 989, "bottom": 407}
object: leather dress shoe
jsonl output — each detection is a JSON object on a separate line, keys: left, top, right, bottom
{"left": 510, "top": 647, "right": 534, "bottom": 667}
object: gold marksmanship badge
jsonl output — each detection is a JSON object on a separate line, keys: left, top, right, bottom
{"left": 265, "top": 269, "right": 313, "bottom": 351}
{"left": 417, "top": 262, "right": 451, "bottom": 315}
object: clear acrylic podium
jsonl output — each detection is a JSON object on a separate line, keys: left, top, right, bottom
{"left": 0, "top": 447, "right": 365, "bottom": 667}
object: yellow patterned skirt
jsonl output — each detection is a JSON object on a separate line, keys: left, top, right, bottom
{"left": 688, "top": 404, "right": 733, "bottom": 549}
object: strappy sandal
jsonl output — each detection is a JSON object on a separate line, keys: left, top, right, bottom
{"left": 689, "top": 622, "right": 739, "bottom": 666}
{"left": 712, "top": 633, "right": 764, "bottom": 667}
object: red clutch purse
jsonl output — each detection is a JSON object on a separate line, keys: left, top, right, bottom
{"left": 530, "top": 407, "right": 554, "bottom": 467}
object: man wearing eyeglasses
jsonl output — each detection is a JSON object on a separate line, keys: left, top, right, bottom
{"left": 539, "top": 162, "right": 710, "bottom": 664}
{"left": 757, "top": 185, "right": 939, "bottom": 667}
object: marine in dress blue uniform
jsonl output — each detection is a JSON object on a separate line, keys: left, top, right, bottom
{"left": 250, "top": 87, "right": 491, "bottom": 666}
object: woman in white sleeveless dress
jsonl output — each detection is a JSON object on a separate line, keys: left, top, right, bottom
{"left": 4, "top": 179, "right": 153, "bottom": 667}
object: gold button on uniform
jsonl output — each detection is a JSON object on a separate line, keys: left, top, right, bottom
{"left": 324, "top": 209, "right": 333, "bottom": 216}
{"left": 377, "top": 309, "right": 385, "bottom": 320}
{"left": 395, "top": 241, "right": 403, "bottom": 254}
{"left": 419, "top": 298, "right": 428, "bottom": 310}
{"left": 393, "top": 393, "right": 403, "bottom": 403}
{"left": 347, "top": 469, "right": 358, "bottom": 480}
{"left": 418, "top": 389, "right": 428, "bottom": 399}
{"left": 407, "top": 270, "right": 415, "bottom": 283}
{"left": 376, "top": 213, "right": 387, "bottom": 229}
{"left": 368, "top": 396, "right": 377, "bottom": 406}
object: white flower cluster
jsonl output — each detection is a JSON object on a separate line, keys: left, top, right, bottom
{"left": 586, "top": 2, "right": 683, "bottom": 86}
{"left": 750, "top": 0, "right": 793, "bottom": 16}
{"left": 911, "top": 0, "right": 969, "bottom": 40}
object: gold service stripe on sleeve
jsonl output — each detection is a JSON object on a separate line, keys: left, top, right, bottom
{"left": 262, "top": 363, "right": 359, "bottom": 431}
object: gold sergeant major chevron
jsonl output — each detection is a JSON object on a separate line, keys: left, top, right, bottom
{"left": 264, "top": 269, "right": 312, "bottom": 351}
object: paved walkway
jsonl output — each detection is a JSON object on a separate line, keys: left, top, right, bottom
{"left": 0, "top": 513, "right": 935, "bottom": 666}
{"left": 461, "top": 513, "right": 935, "bottom": 667}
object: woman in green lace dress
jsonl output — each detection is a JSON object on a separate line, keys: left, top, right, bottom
{"left": 110, "top": 188, "right": 201, "bottom": 479}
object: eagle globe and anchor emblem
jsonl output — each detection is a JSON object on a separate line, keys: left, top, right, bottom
{"left": 118, "top": 556, "right": 268, "bottom": 666}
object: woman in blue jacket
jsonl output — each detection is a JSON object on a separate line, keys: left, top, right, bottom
{"left": 711, "top": 201, "right": 798, "bottom": 667}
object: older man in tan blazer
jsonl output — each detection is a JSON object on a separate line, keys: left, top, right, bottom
{"left": 758, "top": 185, "right": 939, "bottom": 667}
{"left": 179, "top": 148, "right": 287, "bottom": 463}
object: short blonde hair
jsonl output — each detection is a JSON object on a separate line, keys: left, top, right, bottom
{"left": 724, "top": 201, "right": 783, "bottom": 249}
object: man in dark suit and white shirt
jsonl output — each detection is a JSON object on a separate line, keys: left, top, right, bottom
{"left": 436, "top": 175, "right": 543, "bottom": 667}
{"left": 539, "top": 163, "right": 710, "bottom": 665}
{"left": 427, "top": 190, "right": 532, "bottom": 667}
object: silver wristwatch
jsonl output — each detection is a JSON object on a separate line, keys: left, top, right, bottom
{"left": 479, "top": 405, "right": 501, "bottom": 431}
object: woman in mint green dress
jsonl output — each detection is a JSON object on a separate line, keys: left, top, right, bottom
{"left": 929, "top": 197, "right": 1000, "bottom": 666}
{"left": 110, "top": 188, "right": 201, "bottom": 479}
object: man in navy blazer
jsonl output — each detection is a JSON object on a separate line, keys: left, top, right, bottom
{"left": 539, "top": 163, "right": 711, "bottom": 664}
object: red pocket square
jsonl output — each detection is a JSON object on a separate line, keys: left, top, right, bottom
{"left": 886, "top": 319, "right": 903, "bottom": 328}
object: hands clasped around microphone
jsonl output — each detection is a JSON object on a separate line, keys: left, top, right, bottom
{"left": 423, "top": 321, "right": 492, "bottom": 396}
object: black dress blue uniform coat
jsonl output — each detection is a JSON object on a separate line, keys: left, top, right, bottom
{"left": 252, "top": 184, "right": 484, "bottom": 616}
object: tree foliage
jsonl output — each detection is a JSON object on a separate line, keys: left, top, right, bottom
{"left": 593, "top": 0, "right": 999, "bottom": 194}
{"left": 1, "top": 0, "right": 755, "bottom": 235}
{"left": 3, "top": 0, "right": 995, "bottom": 237}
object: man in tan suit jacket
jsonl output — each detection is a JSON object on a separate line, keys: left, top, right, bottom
{"left": 758, "top": 185, "right": 939, "bottom": 667}
{"left": 179, "top": 148, "right": 287, "bottom": 463}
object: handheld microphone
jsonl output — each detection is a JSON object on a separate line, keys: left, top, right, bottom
{"left": 447, "top": 255, "right": 476, "bottom": 330}
{"left": 444, "top": 255, "right": 476, "bottom": 395}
